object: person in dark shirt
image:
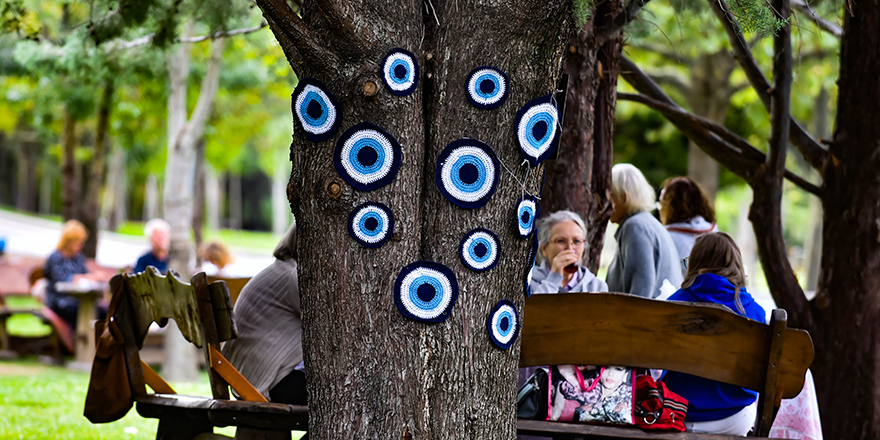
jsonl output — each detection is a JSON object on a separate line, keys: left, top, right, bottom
{"left": 43, "top": 220, "right": 107, "bottom": 328}
{"left": 133, "top": 219, "right": 170, "bottom": 274}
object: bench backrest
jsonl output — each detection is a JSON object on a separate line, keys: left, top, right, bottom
{"left": 206, "top": 276, "right": 250, "bottom": 305}
{"left": 519, "top": 292, "right": 813, "bottom": 436}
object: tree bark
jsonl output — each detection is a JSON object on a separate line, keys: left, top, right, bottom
{"left": 82, "top": 81, "right": 114, "bottom": 259}
{"left": 100, "top": 144, "right": 126, "bottom": 231}
{"left": 60, "top": 109, "right": 78, "bottom": 221}
{"left": 193, "top": 137, "right": 206, "bottom": 267}
{"left": 257, "top": 0, "right": 574, "bottom": 437}
{"left": 15, "top": 138, "right": 37, "bottom": 213}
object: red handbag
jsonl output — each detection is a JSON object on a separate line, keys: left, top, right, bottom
{"left": 633, "top": 374, "right": 688, "bottom": 432}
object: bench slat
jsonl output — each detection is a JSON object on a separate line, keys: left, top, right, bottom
{"left": 518, "top": 420, "right": 783, "bottom": 439}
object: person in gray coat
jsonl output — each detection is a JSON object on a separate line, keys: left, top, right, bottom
{"left": 530, "top": 210, "right": 608, "bottom": 294}
{"left": 606, "top": 164, "right": 683, "bottom": 298}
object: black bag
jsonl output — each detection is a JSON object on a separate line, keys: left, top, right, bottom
{"left": 517, "top": 368, "right": 549, "bottom": 419}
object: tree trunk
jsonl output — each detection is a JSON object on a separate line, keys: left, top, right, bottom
{"left": 205, "top": 165, "right": 222, "bottom": 231}
{"left": 193, "top": 137, "right": 206, "bottom": 267}
{"left": 15, "top": 138, "right": 37, "bottom": 213}
{"left": 813, "top": 1, "right": 880, "bottom": 437}
{"left": 261, "top": 1, "right": 574, "bottom": 438}
{"left": 228, "top": 173, "right": 242, "bottom": 230}
{"left": 100, "top": 145, "right": 126, "bottom": 231}
{"left": 144, "top": 173, "right": 160, "bottom": 221}
{"left": 61, "top": 109, "right": 78, "bottom": 221}
{"left": 40, "top": 162, "right": 53, "bottom": 215}
{"left": 82, "top": 81, "right": 114, "bottom": 259}
{"left": 272, "top": 148, "right": 292, "bottom": 235}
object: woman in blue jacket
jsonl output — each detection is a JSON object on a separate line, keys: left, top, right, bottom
{"left": 663, "top": 232, "right": 765, "bottom": 436}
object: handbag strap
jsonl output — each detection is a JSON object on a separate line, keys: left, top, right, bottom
{"left": 578, "top": 366, "right": 605, "bottom": 392}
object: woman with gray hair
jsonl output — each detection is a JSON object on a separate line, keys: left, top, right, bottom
{"left": 606, "top": 164, "right": 682, "bottom": 298}
{"left": 530, "top": 210, "right": 608, "bottom": 293}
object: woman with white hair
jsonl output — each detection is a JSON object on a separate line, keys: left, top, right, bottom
{"left": 530, "top": 210, "right": 608, "bottom": 293}
{"left": 606, "top": 164, "right": 682, "bottom": 298}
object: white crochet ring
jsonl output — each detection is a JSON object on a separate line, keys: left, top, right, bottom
{"left": 459, "top": 228, "right": 500, "bottom": 272}
{"left": 466, "top": 67, "right": 509, "bottom": 109}
{"left": 435, "top": 139, "right": 500, "bottom": 209}
{"left": 292, "top": 78, "right": 340, "bottom": 142}
{"left": 394, "top": 261, "right": 459, "bottom": 323}
{"left": 382, "top": 48, "right": 419, "bottom": 96}
{"left": 514, "top": 94, "right": 561, "bottom": 166}
{"left": 347, "top": 202, "right": 394, "bottom": 248}
{"left": 516, "top": 195, "right": 540, "bottom": 238}
{"left": 334, "top": 122, "right": 402, "bottom": 191}
{"left": 487, "top": 299, "right": 520, "bottom": 349}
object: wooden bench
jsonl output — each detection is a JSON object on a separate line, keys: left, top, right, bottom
{"left": 206, "top": 275, "right": 251, "bottom": 305}
{"left": 517, "top": 292, "right": 814, "bottom": 440}
{"left": 109, "top": 269, "right": 308, "bottom": 439}
{"left": 0, "top": 265, "right": 73, "bottom": 360}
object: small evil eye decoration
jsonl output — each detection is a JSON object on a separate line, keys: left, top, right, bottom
{"left": 334, "top": 122, "right": 402, "bottom": 191}
{"left": 487, "top": 299, "right": 520, "bottom": 349}
{"left": 515, "top": 94, "right": 562, "bottom": 166}
{"left": 347, "top": 202, "right": 394, "bottom": 248}
{"left": 524, "top": 233, "right": 539, "bottom": 297}
{"left": 292, "top": 78, "right": 341, "bottom": 142}
{"left": 516, "top": 195, "right": 540, "bottom": 238}
{"left": 459, "top": 228, "right": 501, "bottom": 272}
{"left": 466, "top": 67, "right": 509, "bottom": 110}
{"left": 436, "top": 139, "right": 500, "bottom": 209}
{"left": 382, "top": 48, "right": 420, "bottom": 96}
{"left": 394, "top": 261, "right": 459, "bottom": 323}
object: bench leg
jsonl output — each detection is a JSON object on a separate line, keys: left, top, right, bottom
{"left": 155, "top": 415, "right": 213, "bottom": 440}
{"left": 233, "top": 427, "right": 291, "bottom": 440}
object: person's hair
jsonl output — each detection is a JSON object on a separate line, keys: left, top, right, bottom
{"left": 273, "top": 222, "right": 297, "bottom": 261}
{"left": 535, "top": 210, "right": 586, "bottom": 264}
{"left": 199, "top": 240, "right": 234, "bottom": 269}
{"left": 682, "top": 232, "right": 746, "bottom": 289}
{"left": 57, "top": 219, "right": 88, "bottom": 253}
{"left": 660, "top": 177, "right": 715, "bottom": 225}
{"left": 611, "top": 163, "right": 657, "bottom": 214}
{"left": 144, "top": 218, "right": 170, "bottom": 239}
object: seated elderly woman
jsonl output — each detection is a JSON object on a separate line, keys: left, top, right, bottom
{"left": 530, "top": 210, "right": 607, "bottom": 294}
{"left": 606, "top": 164, "right": 682, "bottom": 298}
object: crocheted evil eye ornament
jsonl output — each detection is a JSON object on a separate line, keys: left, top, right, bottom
{"left": 394, "top": 261, "right": 459, "bottom": 323}
{"left": 292, "top": 78, "right": 341, "bottom": 142}
{"left": 347, "top": 202, "right": 394, "bottom": 248}
{"left": 382, "top": 48, "right": 420, "bottom": 96}
{"left": 466, "top": 67, "right": 509, "bottom": 110}
{"left": 436, "top": 139, "right": 500, "bottom": 209}
{"left": 459, "top": 228, "right": 501, "bottom": 272}
{"left": 516, "top": 195, "right": 540, "bottom": 238}
{"left": 524, "top": 233, "right": 539, "bottom": 297}
{"left": 515, "top": 94, "right": 561, "bottom": 166}
{"left": 487, "top": 299, "right": 520, "bottom": 349}
{"left": 334, "top": 122, "right": 402, "bottom": 192}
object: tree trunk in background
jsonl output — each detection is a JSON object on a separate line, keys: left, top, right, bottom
{"left": 205, "top": 166, "right": 222, "bottom": 231}
{"left": 258, "top": 0, "right": 573, "bottom": 437}
{"left": 804, "top": 87, "right": 828, "bottom": 293}
{"left": 61, "top": 109, "right": 78, "bottom": 221}
{"left": 81, "top": 81, "right": 114, "bottom": 259}
{"left": 227, "top": 173, "right": 242, "bottom": 230}
{"left": 541, "top": 2, "right": 621, "bottom": 272}
{"left": 15, "top": 138, "right": 37, "bottom": 213}
{"left": 813, "top": 1, "right": 880, "bottom": 437}
{"left": 40, "top": 163, "right": 52, "bottom": 215}
{"left": 192, "top": 138, "right": 206, "bottom": 267}
{"left": 144, "top": 173, "right": 159, "bottom": 221}
{"left": 100, "top": 145, "right": 126, "bottom": 231}
{"left": 272, "top": 148, "right": 291, "bottom": 235}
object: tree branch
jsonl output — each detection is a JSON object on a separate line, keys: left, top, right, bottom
{"left": 647, "top": 72, "right": 691, "bottom": 96}
{"left": 596, "top": 0, "right": 654, "bottom": 44}
{"left": 768, "top": 0, "right": 792, "bottom": 177}
{"left": 791, "top": 0, "right": 843, "bottom": 38}
{"left": 312, "top": 0, "right": 368, "bottom": 52}
{"left": 631, "top": 44, "right": 694, "bottom": 66}
{"left": 254, "top": 0, "right": 339, "bottom": 73}
{"left": 115, "top": 22, "right": 268, "bottom": 50}
{"left": 708, "top": 0, "right": 830, "bottom": 173}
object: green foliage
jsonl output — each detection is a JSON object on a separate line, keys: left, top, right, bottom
{"left": 727, "top": 0, "right": 787, "bottom": 36}
{"left": 573, "top": 0, "right": 593, "bottom": 27}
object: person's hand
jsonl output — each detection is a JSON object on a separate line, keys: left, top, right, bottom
{"left": 550, "top": 249, "right": 579, "bottom": 275}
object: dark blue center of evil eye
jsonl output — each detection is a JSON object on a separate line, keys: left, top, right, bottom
{"left": 306, "top": 99, "right": 323, "bottom": 120}
{"left": 480, "top": 79, "right": 496, "bottom": 94}
{"left": 532, "top": 120, "right": 548, "bottom": 142}
{"left": 459, "top": 163, "right": 479, "bottom": 184}
{"left": 417, "top": 283, "right": 436, "bottom": 303}
{"left": 474, "top": 243, "right": 488, "bottom": 258}
{"left": 364, "top": 217, "right": 379, "bottom": 231}
{"left": 357, "top": 147, "right": 379, "bottom": 167}
{"left": 521, "top": 211, "right": 531, "bottom": 224}
{"left": 394, "top": 64, "right": 408, "bottom": 80}
{"left": 500, "top": 316, "right": 510, "bottom": 332}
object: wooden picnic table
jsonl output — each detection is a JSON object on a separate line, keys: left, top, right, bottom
{"left": 56, "top": 279, "right": 109, "bottom": 368}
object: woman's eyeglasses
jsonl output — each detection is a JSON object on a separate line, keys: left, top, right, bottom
{"left": 552, "top": 238, "right": 585, "bottom": 247}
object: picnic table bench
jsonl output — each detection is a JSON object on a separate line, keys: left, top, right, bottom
{"left": 517, "top": 292, "right": 814, "bottom": 440}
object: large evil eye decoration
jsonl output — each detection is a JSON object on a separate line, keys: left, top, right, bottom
{"left": 459, "top": 228, "right": 501, "bottom": 272}
{"left": 292, "top": 78, "right": 341, "bottom": 142}
{"left": 487, "top": 300, "right": 520, "bottom": 349}
{"left": 524, "top": 233, "right": 538, "bottom": 297}
{"left": 515, "top": 94, "right": 562, "bottom": 166}
{"left": 334, "top": 122, "right": 402, "bottom": 191}
{"left": 394, "top": 261, "right": 459, "bottom": 323}
{"left": 516, "top": 195, "right": 540, "bottom": 238}
{"left": 466, "top": 67, "right": 509, "bottom": 110}
{"left": 382, "top": 48, "right": 420, "bottom": 96}
{"left": 436, "top": 139, "right": 500, "bottom": 209}
{"left": 347, "top": 202, "right": 394, "bottom": 248}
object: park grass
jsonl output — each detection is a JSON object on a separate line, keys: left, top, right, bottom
{"left": 0, "top": 358, "right": 306, "bottom": 440}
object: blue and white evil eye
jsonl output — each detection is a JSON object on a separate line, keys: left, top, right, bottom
{"left": 436, "top": 139, "right": 500, "bottom": 209}
{"left": 459, "top": 228, "right": 501, "bottom": 272}
{"left": 487, "top": 299, "right": 520, "bottom": 349}
{"left": 347, "top": 202, "right": 394, "bottom": 248}
{"left": 334, "top": 122, "right": 402, "bottom": 191}
{"left": 382, "top": 48, "right": 420, "bottom": 96}
{"left": 515, "top": 94, "right": 561, "bottom": 166}
{"left": 516, "top": 195, "right": 540, "bottom": 238}
{"left": 466, "top": 67, "right": 509, "bottom": 110}
{"left": 292, "top": 78, "right": 341, "bottom": 142}
{"left": 394, "top": 261, "right": 459, "bottom": 323}
{"left": 524, "top": 233, "right": 538, "bottom": 297}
